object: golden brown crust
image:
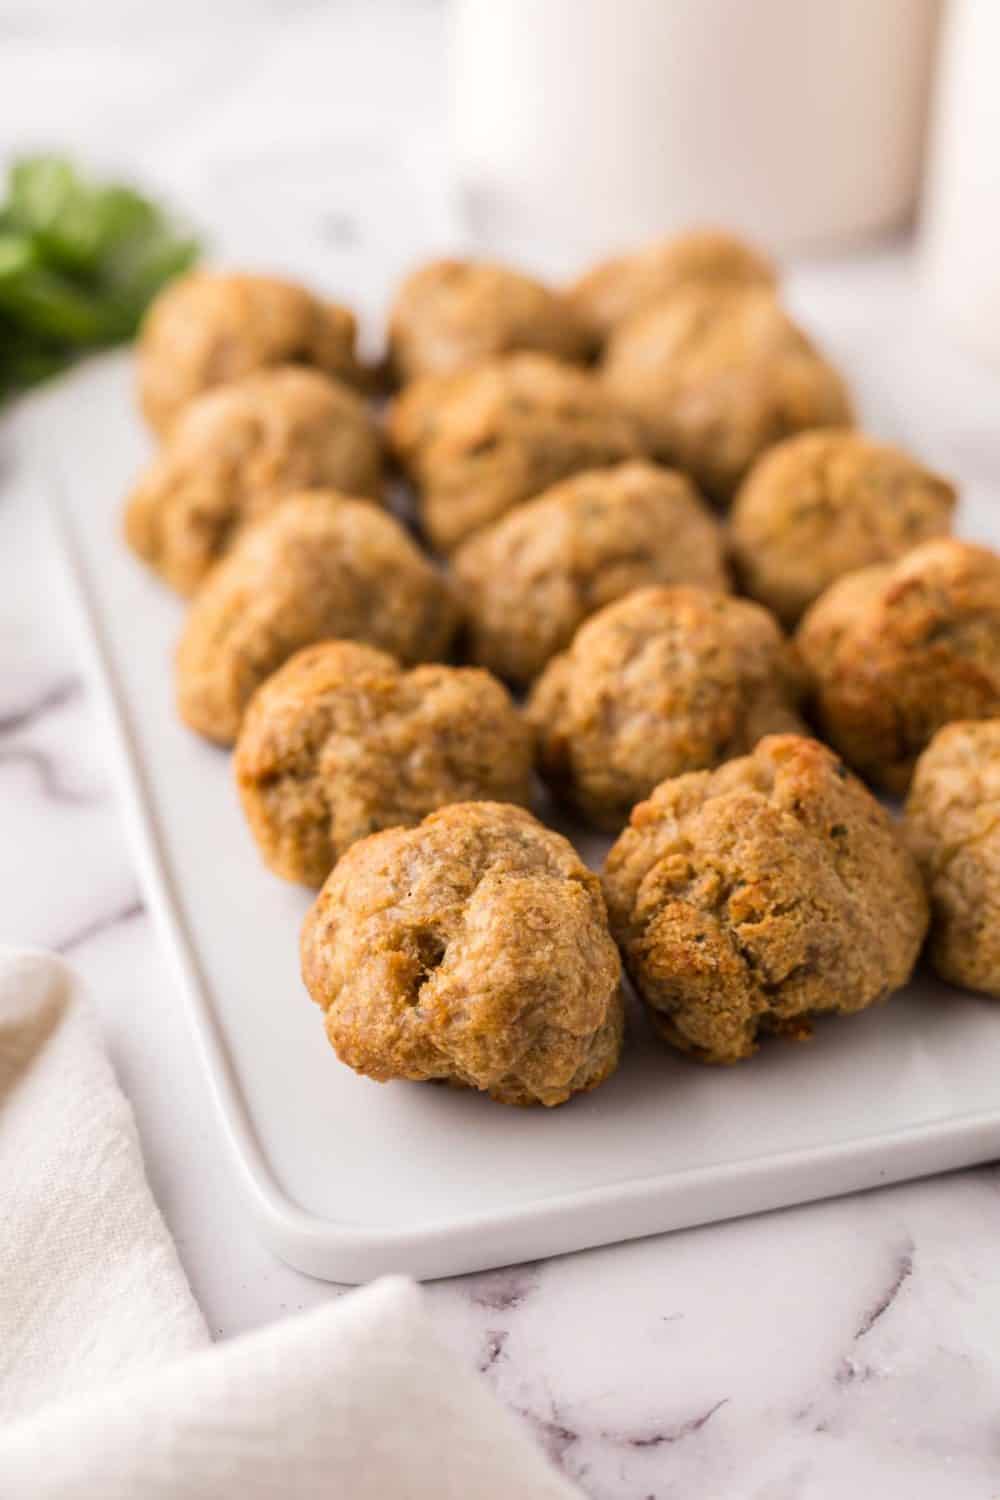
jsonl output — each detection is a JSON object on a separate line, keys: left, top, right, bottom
{"left": 235, "top": 641, "right": 534, "bottom": 885}
{"left": 527, "top": 585, "right": 805, "bottom": 831}
{"left": 387, "top": 258, "right": 591, "bottom": 383}
{"left": 602, "top": 284, "right": 852, "bottom": 503}
{"left": 124, "top": 367, "right": 383, "bottom": 595}
{"left": 603, "top": 734, "right": 928, "bottom": 1064}
{"left": 730, "top": 430, "right": 956, "bottom": 625}
{"left": 387, "top": 352, "right": 643, "bottom": 551}
{"left": 137, "top": 270, "right": 366, "bottom": 435}
{"left": 796, "top": 539, "right": 1000, "bottom": 794}
{"left": 176, "top": 491, "right": 459, "bottom": 746}
{"left": 454, "top": 460, "right": 729, "bottom": 685}
{"left": 300, "top": 802, "right": 624, "bottom": 1106}
{"left": 904, "top": 720, "right": 1000, "bottom": 997}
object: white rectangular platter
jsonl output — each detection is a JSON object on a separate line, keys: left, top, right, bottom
{"left": 47, "top": 293, "right": 1000, "bottom": 1284}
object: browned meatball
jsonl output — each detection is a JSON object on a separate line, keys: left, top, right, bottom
{"left": 604, "top": 734, "right": 928, "bottom": 1064}
{"left": 730, "top": 430, "right": 956, "bottom": 625}
{"left": 300, "top": 802, "right": 624, "bottom": 1106}
{"left": 387, "top": 352, "right": 643, "bottom": 551}
{"left": 387, "top": 258, "right": 591, "bottom": 383}
{"left": 138, "top": 270, "right": 366, "bottom": 434}
{"left": 797, "top": 539, "right": 1000, "bottom": 794}
{"left": 454, "top": 460, "right": 728, "bottom": 685}
{"left": 904, "top": 720, "right": 1000, "bottom": 997}
{"left": 235, "top": 640, "right": 534, "bottom": 885}
{"left": 602, "top": 284, "right": 852, "bottom": 503}
{"left": 124, "top": 367, "right": 382, "bottom": 595}
{"left": 569, "top": 228, "right": 777, "bottom": 344}
{"left": 527, "top": 585, "right": 804, "bottom": 830}
{"left": 176, "top": 491, "right": 458, "bottom": 746}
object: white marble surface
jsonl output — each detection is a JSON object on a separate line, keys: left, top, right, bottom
{"left": 4, "top": 5, "right": 1000, "bottom": 1496}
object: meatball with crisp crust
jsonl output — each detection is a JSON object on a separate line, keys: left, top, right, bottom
{"left": 300, "top": 802, "right": 624, "bottom": 1106}
{"left": 604, "top": 735, "right": 928, "bottom": 1064}
{"left": 176, "top": 491, "right": 458, "bottom": 746}
{"left": 454, "top": 460, "right": 728, "bottom": 686}
{"left": 124, "top": 367, "right": 382, "bottom": 595}
{"left": 235, "top": 640, "right": 534, "bottom": 886}
{"left": 730, "top": 430, "right": 956, "bottom": 625}
{"left": 797, "top": 539, "right": 1000, "bottom": 794}
{"left": 528, "top": 585, "right": 805, "bottom": 830}
{"left": 138, "top": 270, "right": 366, "bottom": 435}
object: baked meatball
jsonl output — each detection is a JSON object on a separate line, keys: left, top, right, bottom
{"left": 604, "top": 734, "right": 928, "bottom": 1064}
{"left": 730, "top": 430, "right": 956, "bottom": 625}
{"left": 602, "top": 284, "right": 852, "bottom": 503}
{"left": 904, "top": 720, "right": 1000, "bottom": 997}
{"left": 387, "top": 258, "right": 591, "bottom": 383}
{"left": 124, "top": 367, "right": 382, "bottom": 595}
{"left": 527, "top": 586, "right": 804, "bottom": 830}
{"left": 454, "top": 460, "right": 728, "bottom": 685}
{"left": 176, "top": 491, "right": 458, "bottom": 746}
{"left": 387, "top": 352, "right": 643, "bottom": 551}
{"left": 570, "top": 228, "right": 776, "bottom": 344}
{"left": 797, "top": 540, "right": 1000, "bottom": 794}
{"left": 235, "top": 640, "right": 534, "bottom": 885}
{"left": 138, "top": 270, "right": 365, "bottom": 434}
{"left": 300, "top": 802, "right": 624, "bottom": 1106}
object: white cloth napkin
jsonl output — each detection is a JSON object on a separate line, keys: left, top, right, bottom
{"left": 0, "top": 949, "right": 579, "bottom": 1499}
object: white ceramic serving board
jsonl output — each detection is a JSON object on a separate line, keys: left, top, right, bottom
{"left": 45, "top": 300, "right": 1000, "bottom": 1283}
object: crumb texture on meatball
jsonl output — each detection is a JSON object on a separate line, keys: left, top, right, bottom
{"left": 176, "top": 490, "right": 458, "bottom": 746}
{"left": 454, "top": 460, "right": 728, "bottom": 685}
{"left": 138, "top": 270, "right": 365, "bottom": 434}
{"left": 124, "top": 366, "right": 383, "bottom": 595}
{"left": 730, "top": 429, "right": 956, "bottom": 625}
{"left": 235, "top": 640, "right": 534, "bottom": 885}
{"left": 300, "top": 802, "right": 624, "bottom": 1106}
{"left": 604, "top": 735, "right": 928, "bottom": 1064}
{"left": 388, "top": 352, "right": 643, "bottom": 551}
{"left": 528, "top": 585, "right": 804, "bottom": 830}
{"left": 797, "top": 539, "right": 1000, "bottom": 793}
{"left": 905, "top": 720, "right": 1000, "bottom": 997}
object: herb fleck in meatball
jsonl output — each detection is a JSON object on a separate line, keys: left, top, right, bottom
{"left": 527, "top": 585, "right": 804, "bottom": 830}
{"left": 604, "top": 734, "right": 928, "bottom": 1064}
{"left": 602, "top": 284, "right": 852, "bottom": 503}
{"left": 124, "top": 367, "right": 382, "bottom": 595}
{"left": 235, "top": 640, "right": 534, "bottom": 886}
{"left": 730, "top": 429, "right": 956, "bottom": 625}
{"left": 905, "top": 720, "right": 1000, "bottom": 997}
{"left": 300, "top": 802, "right": 624, "bottom": 1106}
{"left": 176, "top": 491, "right": 458, "bottom": 746}
{"left": 138, "top": 270, "right": 366, "bottom": 435}
{"left": 797, "top": 539, "right": 1000, "bottom": 794}
{"left": 454, "top": 460, "right": 728, "bottom": 685}
{"left": 387, "top": 352, "right": 643, "bottom": 551}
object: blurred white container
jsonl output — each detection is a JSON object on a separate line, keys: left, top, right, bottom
{"left": 452, "top": 0, "right": 941, "bottom": 273}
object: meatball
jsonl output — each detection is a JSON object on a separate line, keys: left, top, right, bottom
{"left": 137, "top": 270, "right": 366, "bottom": 435}
{"left": 602, "top": 284, "right": 852, "bottom": 503}
{"left": 527, "top": 585, "right": 804, "bottom": 831}
{"left": 797, "top": 539, "right": 1000, "bottom": 794}
{"left": 300, "top": 802, "right": 624, "bottom": 1106}
{"left": 454, "top": 460, "right": 728, "bottom": 686}
{"left": 730, "top": 430, "right": 956, "bottom": 625}
{"left": 387, "top": 352, "right": 643, "bottom": 551}
{"left": 904, "top": 721, "right": 1000, "bottom": 997}
{"left": 387, "top": 258, "right": 591, "bottom": 383}
{"left": 176, "top": 491, "right": 458, "bottom": 746}
{"left": 569, "top": 228, "right": 776, "bottom": 344}
{"left": 604, "top": 734, "right": 928, "bottom": 1064}
{"left": 124, "top": 367, "right": 383, "bottom": 595}
{"left": 235, "top": 640, "right": 534, "bottom": 885}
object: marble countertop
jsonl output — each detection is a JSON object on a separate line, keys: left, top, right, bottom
{"left": 4, "top": 5, "right": 1000, "bottom": 1496}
